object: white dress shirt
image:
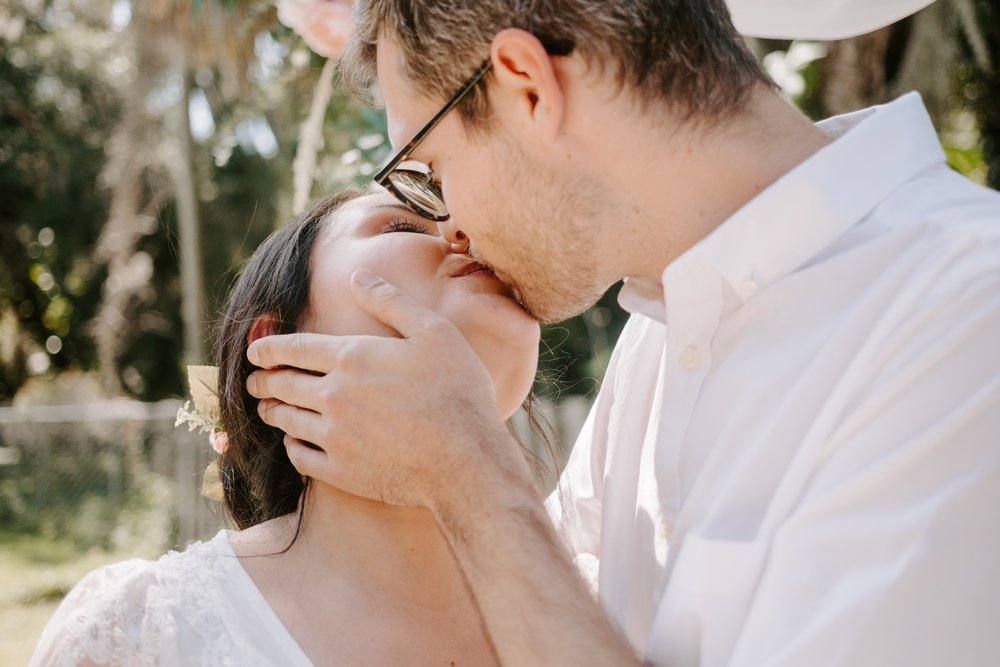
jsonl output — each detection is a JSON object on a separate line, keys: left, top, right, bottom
{"left": 546, "top": 93, "right": 1000, "bottom": 666}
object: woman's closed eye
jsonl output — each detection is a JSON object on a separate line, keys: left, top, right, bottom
{"left": 383, "top": 217, "right": 429, "bottom": 234}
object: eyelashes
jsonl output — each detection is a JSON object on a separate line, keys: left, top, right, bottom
{"left": 383, "top": 216, "right": 429, "bottom": 235}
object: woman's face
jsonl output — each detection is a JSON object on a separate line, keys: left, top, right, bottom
{"left": 301, "top": 193, "right": 541, "bottom": 419}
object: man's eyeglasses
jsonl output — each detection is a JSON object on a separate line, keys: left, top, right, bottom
{"left": 374, "top": 39, "right": 574, "bottom": 222}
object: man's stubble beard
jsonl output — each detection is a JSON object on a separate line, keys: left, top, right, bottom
{"left": 477, "top": 140, "right": 613, "bottom": 324}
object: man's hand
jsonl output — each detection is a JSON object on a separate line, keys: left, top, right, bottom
{"left": 247, "top": 268, "right": 638, "bottom": 664}
{"left": 245, "top": 268, "right": 532, "bottom": 509}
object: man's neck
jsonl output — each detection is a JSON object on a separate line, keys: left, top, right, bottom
{"left": 589, "top": 85, "right": 832, "bottom": 283}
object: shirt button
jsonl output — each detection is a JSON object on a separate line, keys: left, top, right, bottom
{"left": 657, "top": 519, "right": 673, "bottom": 541}
{"left": 740, "top": 278, "right": 758, "bottom": 299}
{"left": 679, "top": 346, "right": 700, "bottom": 370}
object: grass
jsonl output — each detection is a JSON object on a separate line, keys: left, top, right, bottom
{"left": 0, "top": 601, "right": 61, "bottom": 666}
{"left": 0, "top": 529, "right": 161, "bottom": 665}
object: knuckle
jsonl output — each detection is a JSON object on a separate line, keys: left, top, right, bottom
{"left": 322, "top": 422, "right": 337, "bottom": 445}
{"left": 318, "top": 382, "right": 337, "bottom": 408}
{"left": 336, "top": 341, "right": 363, "bottom": 375}
{"left": 423, "top": 316, "right": 453, "bottom": 339}
{"left": 279, "top": 371, "right": 295, "bottom": 398}
{"left": 290, "top": 335, "right": 307, "bottom": 366}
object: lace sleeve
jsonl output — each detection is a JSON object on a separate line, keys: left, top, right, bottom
{"left": 29, "top": 559, "right": 205, "bottom": 667}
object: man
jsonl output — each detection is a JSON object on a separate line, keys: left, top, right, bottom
{"left": 247, "top": 1, "right": 1000, "bottom": 664}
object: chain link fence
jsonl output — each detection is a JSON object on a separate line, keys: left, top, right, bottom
{"left": 0, "top": 395, "right": 592, "bottom": 554}
{"left": 0, "top": 400, "right": 224, "bottom": 553}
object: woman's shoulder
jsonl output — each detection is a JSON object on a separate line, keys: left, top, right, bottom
{"left": 30, "top": 531, "right": 242, "bottom": 667}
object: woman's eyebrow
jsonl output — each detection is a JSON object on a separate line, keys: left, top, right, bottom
{"left": 372, "top": 203, "right": 417, "bottom": 216}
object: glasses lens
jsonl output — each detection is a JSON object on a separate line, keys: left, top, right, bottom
{"left": 388, "top": 171, "right": 449, "bottom": 219}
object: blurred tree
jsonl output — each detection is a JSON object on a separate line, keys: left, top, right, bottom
{"left": 955, "top": 0, "right": 999, "bottom": 189}
{"left": 781, "top": 1, "right": 996, "bottom": 187}
{"left": 0, "top": 0, "right": 385, "bottom": 402}
{"left": 0, "top": 0, "right": 122, "bottom": 400}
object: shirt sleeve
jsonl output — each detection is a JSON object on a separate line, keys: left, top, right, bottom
{"left": 727, "top": 243, "right": 1000, "bottom": 666}
{"left": 727, "top": 0, "right": 935, "bottom": 39}
{"left": 29, "top": 560, "right": 201, "bottom": 667}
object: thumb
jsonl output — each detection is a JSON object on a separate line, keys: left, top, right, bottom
{"left": 350, "top": 268, "right": 450, "bottom": 339}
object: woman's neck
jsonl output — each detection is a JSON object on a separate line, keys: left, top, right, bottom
{"left": 230, "top": 483, "right": 499, "bottom": 665}
{"left": 235, "top": 481, "right": 472, "bottom": 613}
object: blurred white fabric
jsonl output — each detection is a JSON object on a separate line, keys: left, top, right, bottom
{"left": 728, "top": 0, "right": 935, "bottom": 39}
{"left": 30, "top": 531, "right": 313, "bottom": 666}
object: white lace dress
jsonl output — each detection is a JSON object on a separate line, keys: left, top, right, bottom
{"left": 30, "top": 530, "right": 314, "bottom": 666}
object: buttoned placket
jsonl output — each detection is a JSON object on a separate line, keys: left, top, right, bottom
{"left": 650, "top": 253, "right": 725, "bottom": 573}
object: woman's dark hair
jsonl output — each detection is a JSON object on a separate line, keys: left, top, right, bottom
{"left": 214, "top": 189, "right": 364, "bottom": 529}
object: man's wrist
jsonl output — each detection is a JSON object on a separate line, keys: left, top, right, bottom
{"left": 428, "top": 427, "right": 541, "bottom": 531}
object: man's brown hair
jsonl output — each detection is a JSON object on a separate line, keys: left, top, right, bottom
{"left": 341, "top": 0, "right": 773, "bottom": 125}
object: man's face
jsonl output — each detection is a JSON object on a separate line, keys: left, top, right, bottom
{"left": 375, "top": 38, "right": 612, "bottom": 324}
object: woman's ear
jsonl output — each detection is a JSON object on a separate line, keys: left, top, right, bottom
{"left": 247, "top": 314, "right": 281, "bottom": 346}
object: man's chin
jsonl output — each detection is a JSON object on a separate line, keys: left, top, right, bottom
{"left": 516, "top": 285, "right": 603, "bottom": 325}
{"left": 480, "top": 255, "right": 603, "bottom": 323}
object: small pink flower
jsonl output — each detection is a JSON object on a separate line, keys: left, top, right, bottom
{"left": 277, "top": 0, "right": 353, "bottom": 58}
{"left": 210, "top": 431, "right": 229, "bottom": 455}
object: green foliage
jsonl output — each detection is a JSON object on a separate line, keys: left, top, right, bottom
{"left": 944, "top": 143, "right": 987, "bottom": 181}
{"left": 537, "top": 289, "right": 628, "bottom": 399}
{"left": 955, "top": 0, "right": 1000, "bottom": 189}
{"left": 0, "top": 4, "right": 120, "bottom": 400}
{"left": 193, "top": 0, "right": 239, "bottom": 15}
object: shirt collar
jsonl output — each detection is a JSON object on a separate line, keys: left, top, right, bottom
{"left": 618, "top": 92, "right": 947, "bottom": 322}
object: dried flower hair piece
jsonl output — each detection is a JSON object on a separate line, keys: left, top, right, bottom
{"left": 175, "top": 365, "right": 226, "bottom": 501}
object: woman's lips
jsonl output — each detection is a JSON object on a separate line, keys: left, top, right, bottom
{"left": 452, "top": 261, "right": 496, "bottom": 278}
{"left": 450, "top": 258, "right": 521, "bottom": 303}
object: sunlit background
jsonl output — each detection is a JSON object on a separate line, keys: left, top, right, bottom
{"left": 1, "top": 0, "right": 997, "bottom": 662}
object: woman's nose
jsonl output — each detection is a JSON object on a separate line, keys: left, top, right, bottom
{"left": 438, "top": 219, "right": 470, "bottom": 254}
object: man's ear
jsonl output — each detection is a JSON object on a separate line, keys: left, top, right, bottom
{"left": 247, "top": 314, "right": 281, "bottom": 346}
{"left": 489, "top": 28, "right": 566, "bottom": 142}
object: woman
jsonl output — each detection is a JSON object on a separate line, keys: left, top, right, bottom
{"left": 31, "top": 189, "right": 544, "bottom": 665}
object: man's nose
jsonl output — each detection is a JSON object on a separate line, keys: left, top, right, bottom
{"left": 437, "top": 219, "right": 470, "bottom": 254}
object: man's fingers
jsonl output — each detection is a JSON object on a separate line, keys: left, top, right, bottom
{"left": 351, "top": 269, "right": 453, "bottom": 340}
{"left": 246, "top": 368, "right": 326, "bottom": 412}
{"left": 257, "top": 399, "right": 330, "bottom": 446}
{"left": 247, "top": 332, "right": 343, "bottom": 372}
{"left": 283, "top": 435, "right": 332, "bottom": 481}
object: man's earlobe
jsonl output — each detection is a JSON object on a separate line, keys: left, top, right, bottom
{"left": 247, "top": 314, "right": 281, "bottom": 346}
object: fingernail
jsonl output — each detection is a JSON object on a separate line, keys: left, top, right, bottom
{"left": 353, "top": 268, "right": 383, "bottom": 289}
{"left": 246, "top": 373, "right": 257, "bottom": 395}
{"left": 247, "top": 344, "right": 259, "bottom": 365}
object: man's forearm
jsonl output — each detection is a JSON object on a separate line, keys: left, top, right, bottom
{"left": 432, "top": 436, "right": 640, "bottom": 666}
